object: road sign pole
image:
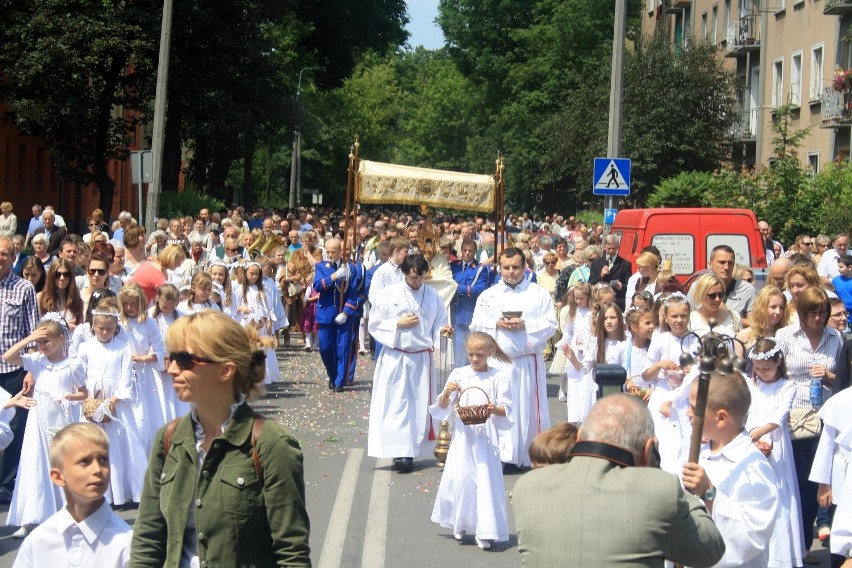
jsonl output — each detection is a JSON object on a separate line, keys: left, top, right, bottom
{"left": 605, "top": 0, "right": 626, "bottom": 231}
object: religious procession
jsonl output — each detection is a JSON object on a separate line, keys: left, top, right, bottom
{"left": 0, "top": 143, "right": 849, "bottom": 568}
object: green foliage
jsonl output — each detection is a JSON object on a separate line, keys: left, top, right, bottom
{"left": 647, "top": 171, "right": 717, "bottom": 208}
{"left": 575, "top": 209, "right": 604, "bottom": 227}
{"left": 158, "top": 191, "right": 226, "bottom": 221}
{"left": 0, "top": 0, "right": 160, "bottom": 214}
{"left": 814, "top": 162, "right": 852, "bottom": 236}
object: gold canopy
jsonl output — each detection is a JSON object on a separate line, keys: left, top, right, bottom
{"left": 356, "top": 160, "right": 495, "bottom": 213}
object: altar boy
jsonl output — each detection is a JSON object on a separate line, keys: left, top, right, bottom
{"left": 682, "top": 372, "right": 778, "bottom": 568}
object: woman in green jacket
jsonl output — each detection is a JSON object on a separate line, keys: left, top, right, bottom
{"left": 129, "top": 310, "right": 311, "bottom": 567}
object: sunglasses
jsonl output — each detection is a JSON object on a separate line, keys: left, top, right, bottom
{"left": 544, "top": 261, "right": 557, "bottom": 265}
{"left": 801, "top": 241, "right": 813, "bottom": 246}
{"left": 706, "top": 292, "right": 725, "bottom": 300}
{"left": 169, "top": 351, "right": 215, "bottom": 370}
{"left": 88, "top": 268, "right": 108, "bottom": 276}
{"left": 54, "top": 271, "right": 71, "bottom": 279}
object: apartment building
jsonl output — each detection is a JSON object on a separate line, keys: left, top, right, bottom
{"left": 643, "top": 0, "right": 852, "bottom": 171}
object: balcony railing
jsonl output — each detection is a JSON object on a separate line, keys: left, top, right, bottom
{"left": 725, "top": 16, "right": 760, "bottom": 56}
{"left": 824, "top": 0, "right": 852, "bottom": 15}
{"left": 729, "top": 108, "right": 759, "bottom": 141}
{"left": 820, "top": 87, "right": 852, "bottom": 127}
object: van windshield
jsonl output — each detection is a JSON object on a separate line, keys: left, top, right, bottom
{"left": 650, "top": 233, "right": 753, "bottom": 275}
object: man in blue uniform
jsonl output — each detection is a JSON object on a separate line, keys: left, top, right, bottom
{"left": 314, "top": 238, "right": 365, "bottom": 392}
{"left": 449, "top": 239, "right": 489, "bottom": 367}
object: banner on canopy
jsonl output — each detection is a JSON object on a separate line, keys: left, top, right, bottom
{"left": 357, "top": 160, "right": 495, "bottom": 213}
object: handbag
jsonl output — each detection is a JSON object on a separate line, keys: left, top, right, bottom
{"left": 788, "top": 407, "right": 822, "bottom": 440}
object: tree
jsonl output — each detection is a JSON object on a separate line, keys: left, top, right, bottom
{"left": 0, "top": 0, "right": 160, "bottom": 215}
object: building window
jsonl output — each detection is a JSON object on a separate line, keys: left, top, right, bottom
{"left": 712, "top": 6, "right": 719, "bottom": 43}
{"left": 724, "top": 0, "right": 731, "bottom": 32}
{"left": 808, "top": 152, "right": 820, "bottom": 174}
{"left": 791, "top": 51, "right": 802, "bottom": 106}
{"left": 811, "top": 45, "right": 824, "bottom": 101}
{"left": 702, "top": 12, "right": 708, "bottom": 39}
{"left": 773, "top": 58, "right": 784, "bottom": 108}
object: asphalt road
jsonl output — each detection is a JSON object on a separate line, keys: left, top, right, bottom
{"left": 0, "top": 341, "right": 834, "bottom": 567}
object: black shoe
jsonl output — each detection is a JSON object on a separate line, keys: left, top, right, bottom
{"left": 0, "top": 487, "right": 12, "bottom": 505}
{"left": 333, "top": 386, "right": 344, "bottom": 393}
{"left": 397, "top": 457, "right": 414, "bottom": 473}
{"left": 328, "top": 380, "right": 334, "bottom": 390}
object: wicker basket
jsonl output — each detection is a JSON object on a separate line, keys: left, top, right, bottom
{"left": 82, "top": 398, "right": 116, "bottom": 424}
{"left": 455, "top": 386, "right": 491, "bottom": 425}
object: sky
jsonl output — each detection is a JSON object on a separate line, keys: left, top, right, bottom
{"left": 405, "top": 0, "right": 445, "bottom": 50}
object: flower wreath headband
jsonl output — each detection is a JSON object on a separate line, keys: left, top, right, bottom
{"left": 41, "top": 312, "right": 71, "bottom": 344}
{"left": 749, "top": 338, "right": 782, "bottom": 361}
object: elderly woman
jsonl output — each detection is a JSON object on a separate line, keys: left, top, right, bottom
{"left": 30, "top": 233, "right": 54, "bottom": 270}
{"left": 0, "top": 202, "right": 17, "bottom": 238}
{"left": 813, "top": 234, "right": 831, "bottom": 267}
{"left": 129, "top": 311, "right": 311, "bottom": 567}
{"left": 567, "top": 245, "right": 601, "bottom": 289}
{"left": 688, "top": 273, "right": 741, "bottom": 337}
{"left": 776, "top": 286, "right": 844, "bottom": 558}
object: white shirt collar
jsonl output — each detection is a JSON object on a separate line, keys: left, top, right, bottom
{"left": 54, "top": 499, "right": 113, "bottom": 545}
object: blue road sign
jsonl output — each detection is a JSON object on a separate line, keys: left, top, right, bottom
{"left": 604, "top": 208, "right": 618, "bottom": 225}
{"left": 593, "top": 158, "right": 631, "bottom": 196}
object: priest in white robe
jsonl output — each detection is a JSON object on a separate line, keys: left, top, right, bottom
{"left": 471, "top": 247, "right": 557, "bottom": 469}
{"left": 368, "top": 254, "right": 450, "bottom": 472}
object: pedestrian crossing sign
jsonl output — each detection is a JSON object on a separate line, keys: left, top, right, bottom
{"left": 593, "top": 157, "right": 631, "bottom": 196}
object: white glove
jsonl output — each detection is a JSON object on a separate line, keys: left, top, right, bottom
{"left": 333, "top": 264, "right": 350, "bottom": 281}
{"left": 335, "top": 313, "right": 348, "bottom": 325}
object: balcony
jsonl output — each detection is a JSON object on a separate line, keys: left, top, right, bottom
{"left": 664, "top": 0, "right": 691, "bottom": 13}
{"left": 729, "top": 108, "right": 759, "bottom": 141}
{"left": 824, "top": 0, "right": 852, "bottom": 15}
{"left": 820, "top": 88, "right": 852, "bottom": 127}
{"left": 725, "top": 16, "right": 760, "bottom": 57}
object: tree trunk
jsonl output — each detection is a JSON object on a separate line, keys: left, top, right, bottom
{"left": 243, "top": 138, "right": 256, "bottom": 205}
{"left": 93, "top": 163, "right": 117, "bottom": 220}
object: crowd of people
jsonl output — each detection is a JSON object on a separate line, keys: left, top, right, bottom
{"left": 0, "top": 199, "right": 850, "bottom": 565}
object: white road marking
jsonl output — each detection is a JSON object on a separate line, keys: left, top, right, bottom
{"left": 317, "top": 448, "right": 364, "bottom": 568}
{"left": 361, "top": 458, "right": 392, "bottom": 568}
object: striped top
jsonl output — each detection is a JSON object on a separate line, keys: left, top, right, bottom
{"left": 775, "top": 322, "right": 843, "bottom": 409}
{"left": 0, "top": 271, "right": 39, "bottom": 374}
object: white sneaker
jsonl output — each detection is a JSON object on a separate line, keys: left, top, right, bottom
{"left": 12, "top": 525, "right": 32, "bottom": 539}
{"left": 454, "top": 532, "right": 465, "bottom": 541}
{"left": 558, "top": 391, "right": 567, "bottom": 402}
{"left": 476, "top": 537, "right": 491, "bottom": 549}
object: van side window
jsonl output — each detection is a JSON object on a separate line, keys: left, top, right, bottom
{"left": 706, "top": 235, "right": 751, "bottom": 267}
{"left": 651, "top": 234, "right": 695, "bottom": 275}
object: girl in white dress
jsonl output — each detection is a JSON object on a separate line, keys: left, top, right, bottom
{"left": 644, "top": 293, "right": 700, "bottom": 474}
{"left": 77, "top": 306, "right": 147, "bottom": 505}
{"left": 68, "top": 289, "right": 118, "bottom": 357}
{"left": 177, "top": 271, "right": 221, "bottom": 315}
{"left": 554, "top": 282, "right": 591, "bottom": 402}
{"left": 621, "top": 306, "right": 655, "bottom": 401}
{"left": 148, "top": 283, "right": 189, "bottom": 419}
{"left": 208, "top": 262, "right": 234, "bottom": 318}
{"left": 568, "top": 302, "right": 625, "bottom": 424}
{"left": 745, "top": 338, "right": 804, "bottom": 568}
{"left": 3, "top": 314, "right": 86, "bottom": 536}
{"left": 119, "top": 283, "right": 167, "bottom": 452}
{"left": 430, "top": 332, "right": 512, "bottom": 550}
{"left": 234, "top": 262, "right": 280, "bottom": 383}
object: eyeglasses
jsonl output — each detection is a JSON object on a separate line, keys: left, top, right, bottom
{"left": 87, "top": 268, "right": 108, "bottom": 276}
{"left": 54, "top": 271, "right": 71, "bottom": 279}
{"left": 169, "top": 351, "right": 216, "bottom": 370}
{"left": 831, "top": 311, "right": 849, "bottom": 319}
{"left": 806, "top": 309, "right": 828, "bottom": 318}
{"left": 706, "top": 292, "right": 725, "bottom": 300}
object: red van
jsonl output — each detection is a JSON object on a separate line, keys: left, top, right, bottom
{"left": 610, "top": 208, "right": 768, "bottom": 283}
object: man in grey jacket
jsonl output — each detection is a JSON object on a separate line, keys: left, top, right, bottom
{"left": 513, "top": 394, "right": 725, "bottom": 567}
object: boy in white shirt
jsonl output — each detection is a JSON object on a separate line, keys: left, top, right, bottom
{"left": 682, "top": 371, "right": 779, "bottom": 568}
{"left": 13, "top": 423, "right": 131, "bottom": 568}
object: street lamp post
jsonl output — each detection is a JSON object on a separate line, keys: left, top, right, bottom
{"left": 288, "top": 66, "right": 321, "bottom": 210}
